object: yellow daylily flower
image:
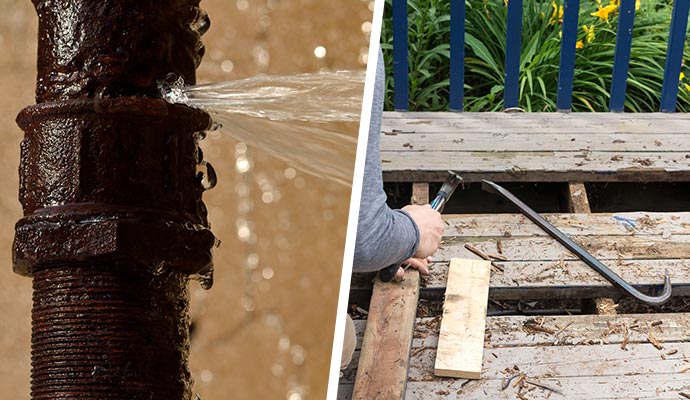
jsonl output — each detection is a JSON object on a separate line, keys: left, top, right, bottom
{"left": 550, "top": 1, "right": 564, "bottom": 24}
{"left": 681, "top": 72, "right": 685, "bottom": 80}
{"left": 636, "top": 0, "right": 640, "bottom": 10}
{"left": 583, "top": 24, "right": 595, "bottom": 43}
{"left": 591, "top": 4, "right": 618, "bottom": 21}
{"left": 685, "top": 83, "right": 690, "bottom": 92}
{"left": 576, "top": 40, "right": 584, "bottom": 49}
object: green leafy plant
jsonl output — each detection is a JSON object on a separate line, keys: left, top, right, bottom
{"left": 381, "top": 0, "right": 690, "bottom": 112}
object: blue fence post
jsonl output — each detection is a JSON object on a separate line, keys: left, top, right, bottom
{"left": 504, "top": 0, "right": 523, "bottom": 109}
{"left": 660, "top": 0, "right": 690, "bottom": 112}
{"left": 609, "top": 0, "right": 636, "bottom": 112}
{"left": 392, "top": 0, "right": 409, "bottom": 111}
{"left": 556, "top": 0, "right": 580, "bottom": 112}
{"left": 449, "top": 0, "right": 465, "bottom": 111}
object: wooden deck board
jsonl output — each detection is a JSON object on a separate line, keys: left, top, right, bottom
{"left": 340, "top": 313, "right": 690, "bottom": 399}
{"left": 352, "top": 212, "right": 690, "bottom": 300}
{"left": 380, "top": 112, "right": 690, "bottom": 182}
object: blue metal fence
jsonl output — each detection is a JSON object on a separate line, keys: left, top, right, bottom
{"left": 391, "top": 0, "right": 690, "bottom": 112}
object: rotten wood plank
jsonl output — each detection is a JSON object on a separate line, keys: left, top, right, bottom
{"left": 351, "top": 183, "right": 429, "bottom": 399}
{"left": 443, "top": 212, "right": 690, "bottom": 238}
{"left": 381, "top": 133, "right": 690, "bottom": 152}
{"left": 434, "top": 259, "right": 491, "bottom": 379}
{"left": 351, "top": 266, "right": 420, "bottom": 400}
{"left": 420, "top": 258, "right": 690, "bottom": 299}
{"left": 380, "top": 151, "right": 690, "bottom": 183}
{"left": 341, "top": 313, "right": 690, "bottom": 399}
{"left": 352, "top": 212, "right": 690, "bottom": 300}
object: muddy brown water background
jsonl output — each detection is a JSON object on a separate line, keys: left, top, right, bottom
{"left": 0, "top": 0, "right": 372, "bottom": 398}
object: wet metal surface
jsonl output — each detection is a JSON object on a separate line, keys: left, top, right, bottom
{"left": 16, "top": 0, "right": 215, "bottom": 398}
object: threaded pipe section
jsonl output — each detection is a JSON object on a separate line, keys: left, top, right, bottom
{"left": 31, "top": 265, "right": 192, "bottom": 400}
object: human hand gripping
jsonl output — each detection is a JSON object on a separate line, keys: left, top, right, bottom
{"left": 394, "top": 204, "right": 444, "bottom": 280}
{"left": 403, "top": 204, "right": 444, "bottom": 258}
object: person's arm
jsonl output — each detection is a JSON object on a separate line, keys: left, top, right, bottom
{"left": 352, "top": 49, "right": 420, "bottom": 272}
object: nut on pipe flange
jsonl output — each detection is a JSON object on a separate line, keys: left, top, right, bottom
{"left": 16, "top": 0, "right": 215, "bottom": 398}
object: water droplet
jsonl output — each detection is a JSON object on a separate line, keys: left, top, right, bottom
{"left": 196, "top": 161, "right": 217, "bottom": 190}
{"left": 284, "top": 167, "right": 296, "bottom": 179}
{"left": 240, "top": 296, "right": 255, "bottom": 312}
{"left": 287, "top": 390, "right": 303, "bottom": 400}
{"left": 278, "top": 337, "right": 291, "bottom": 352}
{"left": 221, "top": 59, "right": 234, "bottom": 73}
{"left": 271, "top": 363, "right": 284, "bottom": 377}
{"left": 314, "top": 46, "right": 327, "bottom": 59}
{"left": 196, "top": 267, "right": 214, "bottom": 290}
{"left": 200, "top": 369, "right": 214, "bottom": 383}
{"left": 262, "top": 191, "right": 274, "bottom": 203}
{"left": 190, "top": 9, "right": 210, "bottom": 35}
{"left": 237, "top": 223, "right": 251, "bottom": 241}
{"left": 252, "top": 46, "right": 270, "bottom": 68}
{"left": 264, "top": 313, "right": 280, "bottom": 327}
{"left": 291, "top": 344, "right": 307, "bottom": 365}
{"left": 236, "top": 156, "right": 252, "bottom": 173}
{"left": 246, "top": 253, "right": 259, "bottom": 269}
{"left": 262, "top": 267, "right": 274, "bottom": 280}
{"left": 361, "top": 21, "right": 372, "bottom": 33}
{"left": 235, "top": 142, "right": 248, "bottom": 154}
{"left": 236, "top": 0, "right": 249, "bottom": 10}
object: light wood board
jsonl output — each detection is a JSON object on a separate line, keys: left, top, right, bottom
{"left": 434, "top": 259, "right": 491, "bottom": 379}
{"left": 380, "top": 112, "right": 690, "bottom": 182}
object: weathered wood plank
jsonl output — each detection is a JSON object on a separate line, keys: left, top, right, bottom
{"left": 421, "top": 258, "right": 690, "bottom": 299}
{"left": 352, "top": 271, "right": 420, "bottom": 400}
{"left": 435, "top": 235, "right": 690, "bottom": 263}
{"left": 342, "top": 314, "right": 690, "bottom": 398}
{"left": 343, "top": 315, "right": 690, "bottom": 381}
{"left": 434, "top": 259, "right": 491, "bottom": 379}
{"left": 442, "top": 212, "right": 690, "bottom": 238}
{"left": 407, "top": 343, "right": 690, "bottom": 396}
{"left": 352, "top": 212, "right": 690, "bottom": 298}
{"left": 381, "top": 151, "right": 690, "bottom": 182}
{"left": 382, "top": 111, "right": 690, "bottom": 124}
{"left": 351, "top": 183, "right": 429, "bottom": 400}
{"left": 380, "top": 133, "right": 690, "bottom": 152}
{"left": 343, "top": 374, "right": 690, "bottom": 400}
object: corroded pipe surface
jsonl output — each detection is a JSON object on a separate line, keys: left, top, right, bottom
{"left": 16, "top": 0, "right": 214, "bottom": 398}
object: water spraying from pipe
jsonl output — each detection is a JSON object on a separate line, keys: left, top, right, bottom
{"left": 160, "top": 70, "right": 364, "bottom": 186}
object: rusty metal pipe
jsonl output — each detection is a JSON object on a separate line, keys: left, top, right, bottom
{"left": 15, "top": 0, "right": 215, "bottom": 398}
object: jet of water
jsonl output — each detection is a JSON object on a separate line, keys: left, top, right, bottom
{"left": 160, "top": 71, "right": 364, "bottom": 186}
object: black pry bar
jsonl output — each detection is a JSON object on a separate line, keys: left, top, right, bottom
{"left": 378, "top": 172, "right": 462, "bottom": 283}
{"left": 481, "top": 180, "right": 672, "bottom": 306}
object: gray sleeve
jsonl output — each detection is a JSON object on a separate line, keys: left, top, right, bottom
{"left": 352, "top": 49, "right": 420, "bottom": 273}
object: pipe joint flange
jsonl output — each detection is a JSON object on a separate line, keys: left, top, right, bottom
{"left": 14, "top": 206, "right": 215, "bottom": 277}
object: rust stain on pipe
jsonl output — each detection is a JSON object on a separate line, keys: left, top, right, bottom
{"left": 15, "top": 0, "right": 215, "bottom": 398}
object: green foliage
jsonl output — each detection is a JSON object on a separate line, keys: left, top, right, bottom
{"left": 381, "top": 0, "right": 690, "bottom": 112}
